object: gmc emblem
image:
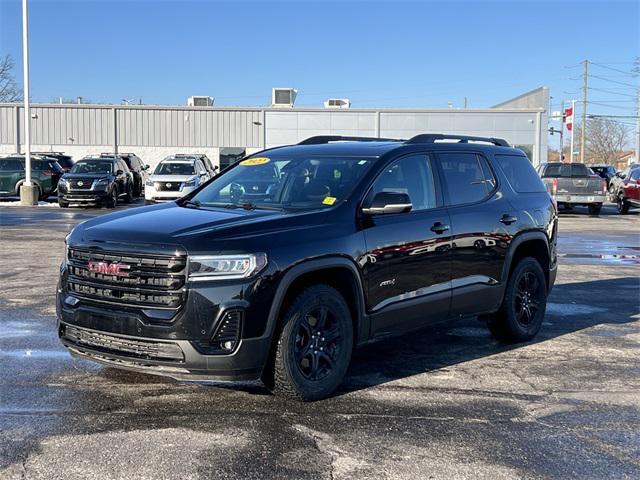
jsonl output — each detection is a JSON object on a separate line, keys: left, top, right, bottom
{"left": 87, "top": 261, "right": 131, "bottom": 277}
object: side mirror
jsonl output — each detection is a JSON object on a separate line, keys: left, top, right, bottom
{"left": 362, "top": 192, "right": 412, "bottom": 215}
{"left": 144, "top": 164, "right": 150, "bottom": 170}
{"left": 116, "top": 169, "right": 124, "bottom": 176}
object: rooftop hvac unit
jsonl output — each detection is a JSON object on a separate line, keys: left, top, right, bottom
{"left": 272, "top": 88, "right": 297, "bottom": 107}
{"left": 187, "top": 96, "right": 214, "bottom": 107}
{"left": 324, "top": 98, "right": 351, "bottom": 109}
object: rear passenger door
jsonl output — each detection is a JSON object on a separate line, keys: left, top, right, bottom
{"left": 436, "top": 151, "right": 518, "bottom": 318}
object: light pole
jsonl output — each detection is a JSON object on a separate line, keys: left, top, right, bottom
{"left": 20, "top": 0, "right": 37, "bottom": 205}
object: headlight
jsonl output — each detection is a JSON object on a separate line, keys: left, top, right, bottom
{"left": 188, "top": 253, "right": 267, "bottom": 281}
{"left": 146, "top": 179, "right": 155, "bottom": 186}
{"left": 94, "top": 178, "right": 109, "bottom": 186}
{"left": 58, "top": 178, "right": 68, "bottom": 188}
{"left": 183, "top": 179, "right": 197, "bottom": 187}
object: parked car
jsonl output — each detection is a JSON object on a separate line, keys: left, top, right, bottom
{"left": 33, "top": 151, "right": 74, "bottom": 172}
{"left": 172, "top": 153, "right": 218, "bottom": 177}
{"left": 57, "top": 156, "right": 135, "bottom": 208}
{"left": 609, "top": 164, "right": 640, "bottom": 198}
{"left": 0, "top": 154, "right": 64, "bottom": 199}
{"left": 612, "top": 166, "right": 640, "bottom": 214}
{"left": 98, "top": 153, "right": 149, "bottom": 197}
{"left": 144, "top": 156, "right": 211, "bottom": 203}
{"left": 58, "top": 134, "right": 558, "bottom": 401}
{"left": 588, "top": 164, "right": 618, "bottom": 191}
{"left": 537, "top": 162, "right": 607, "bottom": 215}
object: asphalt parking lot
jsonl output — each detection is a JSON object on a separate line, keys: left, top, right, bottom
{"left": 0, "top": 202, "right": 638, "bottom": 479}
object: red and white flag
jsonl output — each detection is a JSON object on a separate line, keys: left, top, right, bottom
{"left": 564, "top": 107, "right": 574, "bottom": 131}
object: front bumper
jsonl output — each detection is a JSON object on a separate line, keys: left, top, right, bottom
{"left": 58, "top": 189, "right": 111, "bottom": 205}
{"left": 145, "top": 185, "right": 196, "bottom": 202}
{"left": 554, "top": 193, "right": 606, "bottom": 205}
{"left": 56, "top": 265, "right": 277, "bottom": 381}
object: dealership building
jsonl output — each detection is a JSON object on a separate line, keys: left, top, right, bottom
{"left": 0, "top": 87, "right": 548, "bottom": 169}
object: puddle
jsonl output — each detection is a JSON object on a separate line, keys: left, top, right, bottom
{"left": 546, "top": 303, "right": 608, "bottom": 316}
{"left": 558, "top": 253, "right": 640, "bottom": 265}
{"left": 0, "top": 350, "right": 69, "bottom": 358}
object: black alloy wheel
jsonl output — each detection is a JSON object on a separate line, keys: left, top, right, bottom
{"left": 513, "top": 271, "right": 542, "bottom": 328}
{"left": 294, "top": 306, "right": 342, "bottom": 381}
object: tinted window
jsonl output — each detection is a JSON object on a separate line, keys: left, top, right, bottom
{"left": 630, "top": 169, "right": 640, "bottom": 181}
{"left": 367, "top": 154, "right": 437, "bottom": 211}
{"left": 495, "top": 154, "right": 546, "bottom": 193}
{"left": 439, "top": 153, "right": 494, "bottom": 205}
{"left": 0, "top": 158, "right": 23, "bottom": 170}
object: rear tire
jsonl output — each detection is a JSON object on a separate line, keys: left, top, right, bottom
{"left": 487, "top": 257, "right": 547, "bottom": 343}
{"left": 266, "top": 285, "right": 353, "bottom": 401}
{"left": 588, "top": 203, "right": 602, "bottom": 216}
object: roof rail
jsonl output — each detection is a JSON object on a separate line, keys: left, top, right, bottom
{"left": 298, "top": 135, "right": 401, "bottom": 145}
{"left": 405, "top": 134, "right": 510, "bottom": 147}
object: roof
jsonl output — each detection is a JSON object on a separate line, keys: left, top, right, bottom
{"left": 261, "top": 138, "right": 519, "bottom": 159}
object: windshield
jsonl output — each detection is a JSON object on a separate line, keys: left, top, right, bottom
{"left": 188, "top": 154, "right": 376, "bottom": 210}
{"left": 70, "top": 160, "right": 113, "bottom": 175}
{"left": 155, "top": 162, "right": 196, "bottom": 176}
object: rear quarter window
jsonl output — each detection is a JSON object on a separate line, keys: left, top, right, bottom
{"left": 495, "top": 154, "right": 546, "bottom": 193}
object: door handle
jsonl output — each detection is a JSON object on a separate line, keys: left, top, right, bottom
{"left": 430, "top": 222, "right": 450, "bottom": 234}
{"left": 500, "top": 214, "right": 518, "bottom": 225}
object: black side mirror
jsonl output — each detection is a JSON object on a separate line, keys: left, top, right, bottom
{"left": 362, "top": 191, "right": 412, "bottom": 215}
{"left": 144, "top": 164, "right": 150, "bottom": 170}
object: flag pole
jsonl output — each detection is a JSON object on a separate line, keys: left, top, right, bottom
{"left": 20, "top": 0, "right": 37, "bottom": 205}
{"left": 569, "top": 100, "right": 576, "bottom": 164}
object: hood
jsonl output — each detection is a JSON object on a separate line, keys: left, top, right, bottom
{"left": 149, "top": 174, "right": 197, "bottom": 183}
{"left": 63, "top": 173, "right": 113, "bottom": 180}
{"left": 70, "top": 202, "right": 329, "bottom": 254}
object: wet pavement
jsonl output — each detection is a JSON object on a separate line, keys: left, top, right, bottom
{"left": 0, "top": 202, "right": 639, "bottom": 479}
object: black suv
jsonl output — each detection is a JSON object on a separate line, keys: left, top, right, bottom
{"left": 57, "top": 156, "right": 135, "bottom": 208}
{"left": 99, "top": 153, "right": 149, "bottom": 197}
{"left": 57, "top": 134, "right": 558, "bottom": 400}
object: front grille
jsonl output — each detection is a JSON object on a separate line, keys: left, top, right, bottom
{"left": 66, "top": 247, "right": 187, "bottom": 310}
{"left": 62, "top": 325, "right": 184, "bottom": 362}
{"left": 155, "top": 182, "right": 181, "bottom": 192}
{"left": 69, "top": 179, "right": 93, "bottom": 190}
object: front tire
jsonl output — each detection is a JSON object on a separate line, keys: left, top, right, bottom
{"left": 106, "top": 188, "right": 118, "bottom": 208}
{"left": 267, "top": 285, "right": 353, "bottom": 401}
{"left": 617, "top": 194, "right": 630, "bottom": 214}
{"left": 487, "top": 257, "right": 547, "bottom": 343}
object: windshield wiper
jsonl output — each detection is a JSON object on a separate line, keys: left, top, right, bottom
{"left": 207, "top": 202, "right": 282, "bottom": 211}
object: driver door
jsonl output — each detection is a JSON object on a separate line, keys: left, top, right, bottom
{"left": 362, "top": 153, "right": 452, "bottom": 337}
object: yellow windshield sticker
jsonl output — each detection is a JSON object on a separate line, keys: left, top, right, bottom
{"left": 323, "top": 196, "right": 337, "bottom": 206}
{"left": 240, "top": 157, "right": 270, "bottom": 166}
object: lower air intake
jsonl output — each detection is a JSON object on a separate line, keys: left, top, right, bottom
{"left": 192, "top": 310, "right": 243, "bottom": 355}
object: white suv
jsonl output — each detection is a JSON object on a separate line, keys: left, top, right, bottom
{"left": 145, "top": 157, "right": 211, "bottom": 203}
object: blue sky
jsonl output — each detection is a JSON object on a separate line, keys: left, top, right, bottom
{"left": 0, "top": 0, "right": 638, "bottom": 123}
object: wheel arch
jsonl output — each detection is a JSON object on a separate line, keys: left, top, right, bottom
{"left": 502, "top": 231, "right": 551, "bottom": 291}
{"left": 266, "top": 257, "right": 368, "bottom": 348}
{"left": 14, "top": 178, "right": 42, "bottom": 197}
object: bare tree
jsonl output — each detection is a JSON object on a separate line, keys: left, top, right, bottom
{"left": 0, "top": 54, "right": 22, "bottom": 102}
{"left": 574, "top": 118, "right": 630, "bottom": 165}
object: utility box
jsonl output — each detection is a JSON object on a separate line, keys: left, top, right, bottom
{"left": 272, "top": 88, "right": 297, "bottom": 107}
{"left": 187, "top": 96, "right": 214, "bottom": 107}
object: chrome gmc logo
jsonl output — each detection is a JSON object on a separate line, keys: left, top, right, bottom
{"left": 87, "top": 261, "right": 131, "bottom": 277}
